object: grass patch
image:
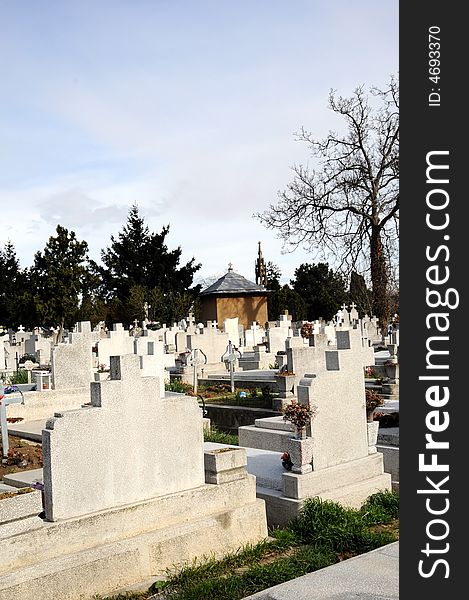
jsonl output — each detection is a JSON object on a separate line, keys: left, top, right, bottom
{"left": 203, "top": 427, "right": 239, "bottom": 446}
{"left": 290, "top": 494, "right": 397, "bottom": 555}
{"left": 165, "top": 380, "right": 276, "bottom": 409}
{"left": 101, "top": 491, "right": 399, "bottom": 600}
{"left": 92, "top": 593, "right": 152, "bottom": 600}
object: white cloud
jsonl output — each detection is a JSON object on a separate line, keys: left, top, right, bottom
{"left": 0, "top": 0, "right": 398, "bottom": 285}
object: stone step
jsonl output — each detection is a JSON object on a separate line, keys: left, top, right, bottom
{"left": 7, "top": 420, "right": 46, "bottom": 443}
{"left": 0, "top": 490, "right": 44, "bottom": 540}
{"left": 283, "top": 452, "right": 388, "bottom": 499}
{"left": 253, "top": 416, "right": 295, "bottom": 432}
{"left": 2, "top": 469, "right": 43, "bottom": 489}
{"left": 205, "top": 443, "right": 285, "bottom": 492}
{"left": 0, "top": 484, "right": 19, "bottom": 494}
{"left": 239, "top": 425, "right": 295, "bottom": 453}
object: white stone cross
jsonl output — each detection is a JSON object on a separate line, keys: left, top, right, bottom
{"left": 187, "top": 348, "right": 207, "bottom": 395}
{"left": 221, "top": 341, "right": 241, "bottom": 393}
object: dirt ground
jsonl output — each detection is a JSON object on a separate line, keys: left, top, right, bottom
{"left": 0, "top": 434, "right": 43, "bottom": 480}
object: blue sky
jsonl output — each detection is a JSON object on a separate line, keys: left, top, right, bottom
{"left": 0, "top": 0, "right": 398, "bottom": 286}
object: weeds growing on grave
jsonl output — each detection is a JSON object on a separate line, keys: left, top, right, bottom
{"left": 100, "top": 490, "right": 399, "bottom": 600}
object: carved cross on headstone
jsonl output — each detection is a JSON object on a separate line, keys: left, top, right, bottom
{"left": 132, "top": 319, "right": 140, "bottom": 337}
{"left": 349, "top": 302, "right": 359, "bottom": 324}
{"left": 221, "top": 341, "right": 241, "bottom": 393}
{"left": 187, "top": 347, "right": 207, "bottom": 395}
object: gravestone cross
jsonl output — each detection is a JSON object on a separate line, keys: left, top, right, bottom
{"left": 0, "top": 380, "right": 24, "bottom": 456}
{"left": 349, "top": 302, "right": 359, "bottom": 324}
{"left": 221, "top": 341, "right": 241, "bottom": 393}
{"left": 187, "top": 347, "right": 207, "bottom": 395}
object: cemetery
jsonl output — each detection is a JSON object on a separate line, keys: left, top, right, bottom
{"left": 0, "top": 302, "right": 399, "bottom": 599}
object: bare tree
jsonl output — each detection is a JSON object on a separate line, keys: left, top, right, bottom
{"left": 255, "top": 76, "right": 399, "bottom": 330}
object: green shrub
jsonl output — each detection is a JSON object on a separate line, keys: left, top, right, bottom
{"left": 10, "top": 369, "right": 29, "bottom": 384}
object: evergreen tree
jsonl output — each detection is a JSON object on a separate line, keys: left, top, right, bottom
{"left": 0, "top": 241, "right": 20, "bottom": 327}
{"left": 0, "top": 242, "right": 36, "bottom": 328}
{"left": 268, "top": 285, "right": 306, "bottom": 322}
{"left": 32, "top": 225, "right": 92, "bottom": 337}
{"left": 349, "top": 271, "right": 373, "bottom": 317}
{"left": 266, "top": 261, "right": 282, "bottom": 291}
{"left": 98, "top": 205, "right": 201, "bottom": 325}
{"left": 291, "top": 263, "right": 348, "bottom": 322}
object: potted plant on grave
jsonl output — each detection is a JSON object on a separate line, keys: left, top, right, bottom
{"left": 365, "top": 389, "right": 384, "bottom": 422}
{"left": 383, "top": 358, "right": 399, "bottom": 382}
{"left": 282, "top": 401, "right": 318, "bottom": 439}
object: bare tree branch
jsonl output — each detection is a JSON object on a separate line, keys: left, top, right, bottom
{"left": 254, "top": 76, "right": 399, "bottom": 328}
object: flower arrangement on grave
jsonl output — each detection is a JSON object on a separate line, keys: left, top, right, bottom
{"left": 280, "top": 451, "right": 293, "bottom": 471}
{"left": 300, "top": 322, "right": 314, "bottom": 338}
{"left": 277, "top": 365, "right": 295, "bottom": 377}
{"left": 282, "top": 401, "right": 318, "bottom": 438}
{"left": 365, "top": 388, "right": 384, "bottom": 422}
{"left": 3, "top": 385, "right": 19, "bottom": 394}
{"left": 97, "top": 363, "right": 110, "bottom": 373}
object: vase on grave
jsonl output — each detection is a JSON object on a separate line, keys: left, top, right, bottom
{"left": 275, "top": 373, "right": 295, "bottom": 394}
{"left": 273, "top": 373, "right": 296, "bottom": 411}
{"left": 288, "top": 435, "right": 313, "bottom": 474}
{"left": 384, "top": 362, "right": 399, "bottom": 383}
{"left": 296, "top": 426, "right": 307, "bottom": 440}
